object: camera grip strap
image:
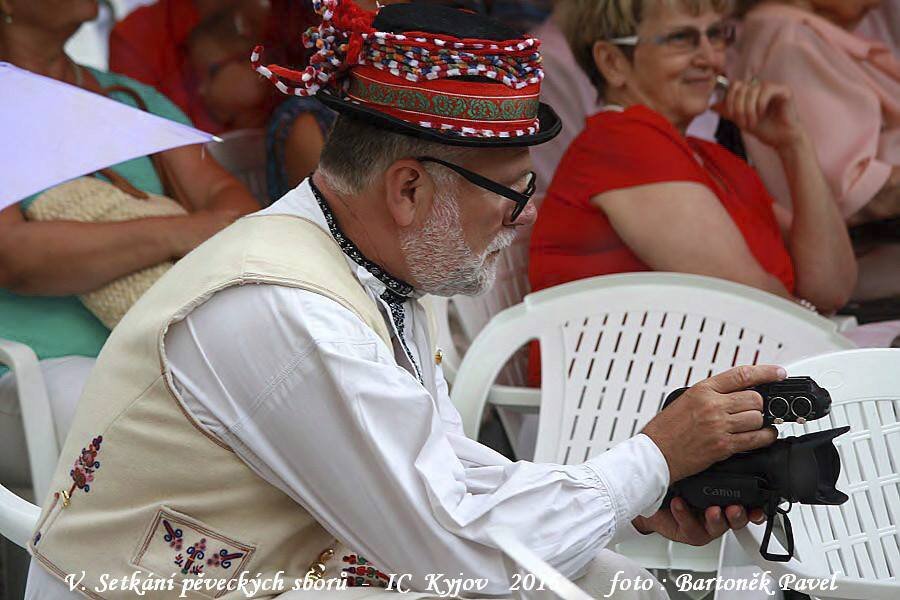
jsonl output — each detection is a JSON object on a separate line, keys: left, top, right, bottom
{"left": 760, "top": 497, "right": 795, "bottom": 562}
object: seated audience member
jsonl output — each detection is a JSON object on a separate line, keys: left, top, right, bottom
{"left": 187, "top": 8, "right": 274, "bottom": 132}
{"left": 528, "top": 0, "right": 860, "bottom": 382}
{"left": 25, "top": 4, "right": 775, "bottom": 599}
{"left": 0, "top": 0, "right": 259, "bottom": 490}
{"left": 109, "top": 0, "right": 251, "bottom": 133}
{"left": 530, "top": 0, "right": 856, "bottom": 306}
{"left": 731, "top": 1, "right": 899, "bottom": 300}
{"left": 530, "top": 1, "right": 744, "bottom": 203}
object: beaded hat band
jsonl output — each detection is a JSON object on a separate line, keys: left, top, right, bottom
{"left": 344, "top": 66, "right": 541, "bottom": 138}
{"left": 251, "top": 0, "right": 561, "bottom": 147}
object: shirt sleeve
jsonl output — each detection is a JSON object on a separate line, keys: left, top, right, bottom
{"left": 165, "top": 284, "right": 670, "bottom": 594}
{"left": 741, "top": 34, "right": 892, "bottom": 217}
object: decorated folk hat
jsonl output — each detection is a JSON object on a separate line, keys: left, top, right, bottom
{"left": 251, "top": 0, "right": 561, "bottom": 147}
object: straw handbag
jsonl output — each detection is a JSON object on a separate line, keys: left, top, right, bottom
{"left": 24, "top": 83, "right": 191, "bottom": 329}
{"left": 25, "top": 176, "right": 187, "bottom": 329}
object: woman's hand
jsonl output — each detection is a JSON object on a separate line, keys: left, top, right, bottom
{"left": 717, "top": 80, "right": 805, "bottom": 151}
{"left": 633, "top": 498, "right": 766, "bottom": 546}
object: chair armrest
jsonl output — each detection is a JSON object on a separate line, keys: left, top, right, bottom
{"left": 0, "top": 339, "right": 59, "bottom": 500}
{"left": 0, "top": 484, "right": 40, "bottom": 549}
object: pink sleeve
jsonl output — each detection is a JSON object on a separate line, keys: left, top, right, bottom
{"left": 742, "top": 32, "right": 892, "bottom": 217}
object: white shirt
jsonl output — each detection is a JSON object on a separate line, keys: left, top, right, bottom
{"left": 27, "top": 180, "right": 670, "bottom": 598}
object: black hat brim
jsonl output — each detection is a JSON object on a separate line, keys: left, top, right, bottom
{"left": 316, "top": 88, "right": 562, "bottom": 148}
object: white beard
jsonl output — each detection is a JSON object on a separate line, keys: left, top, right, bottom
{"left": 400, "top": 188, "right": 518, "bottom": 297}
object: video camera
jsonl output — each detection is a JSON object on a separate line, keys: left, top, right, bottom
{"left": 659, "top": 377, "right": 849, "bottom": 561}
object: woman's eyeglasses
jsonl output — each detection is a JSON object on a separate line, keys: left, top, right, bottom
{"left": 608, "top": 21, "right": 736, "bottom": 54}
{"left": 416, "top": 156, "right": 537, "bottom": 222}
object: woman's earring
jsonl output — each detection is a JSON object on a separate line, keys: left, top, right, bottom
{"left": 2, "top": 13, "right": 12, "bottom": 24}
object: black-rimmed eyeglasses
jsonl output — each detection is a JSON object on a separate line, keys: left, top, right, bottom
{"left": 417, "top": 156, "right": 537, "bottom": 223}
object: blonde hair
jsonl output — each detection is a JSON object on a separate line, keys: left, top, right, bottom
{"left": 558, "top": 0, "right": 734, "bottom": 96}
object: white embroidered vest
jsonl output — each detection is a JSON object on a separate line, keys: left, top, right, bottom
{"left": 29, "top": 215, "right": 396, "bottom": 599}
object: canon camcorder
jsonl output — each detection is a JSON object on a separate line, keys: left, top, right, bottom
{"left": 659, "top": 377, "right": 849, "bottom": 561}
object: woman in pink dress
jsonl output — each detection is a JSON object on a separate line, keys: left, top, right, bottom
{"left": 732, "top": 1, "right": 899, "bottom": 303}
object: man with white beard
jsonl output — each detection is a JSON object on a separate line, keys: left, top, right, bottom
{"left": 26, "top": 2, "right": 781, "bottom": 599}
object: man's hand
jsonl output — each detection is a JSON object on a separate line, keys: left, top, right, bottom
{"left": 632, "top": 499, "right": 766, "bottom": 546}
{"left": 642, "top": 365, "right": 784, "bottom": 483}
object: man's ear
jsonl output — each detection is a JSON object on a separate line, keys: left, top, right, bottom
{"left": 592, "top": 40, "right": 630, "bottom": 89}
{"left": 383, "top": 159, "right": 433, "bottom": 228}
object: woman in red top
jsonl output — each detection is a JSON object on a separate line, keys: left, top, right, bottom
{"left": 528, "top": 0, "right": 857, "bottom": 383}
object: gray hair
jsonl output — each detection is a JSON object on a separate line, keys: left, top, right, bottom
{"left": 558, "top": 0, "right": 735, "bottom": 97}
{"left": 318, "top": 115, "right": 475, "bottom": 196}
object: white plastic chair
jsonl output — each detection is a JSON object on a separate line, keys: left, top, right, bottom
{"left": 0, "top": 484, "right": 40, "bottom": 549}
{"left": 0, "top": 339, "right": 59, "bottom": 501}
{"left": 205, "top": 128, "right": 269, "bottom": 206}
{"left": 488, "top": 526, "right": 594, "bottom": 600}
{"left": 731, "top": 348, "right": 900, "bottom": 599}
{"left": 451, "top": 273, "right": 854, "bottom": 572}
{"left": 0, "top": 339, "right": 55, "bottom": 548}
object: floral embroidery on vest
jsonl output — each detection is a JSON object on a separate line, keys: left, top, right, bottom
{"left": 175, "top": 538, "right": 208, "bottom": 576}
{"left": 69, "top": 435, "right": 103, "bottom": 495}
{"left": 342, "top": 554, "right": 389, "bottom": 588}
{"left": 207, "top": 549, "right": 246, "bottom": 569}
{"left": 163, "top": 519, "right": 184, "bottom": 550}
{"left": 168, "top": 525, "right": 246, "bottom": 577}
{"left": 133, "top": 508, "right": 256, "bottom": 592}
